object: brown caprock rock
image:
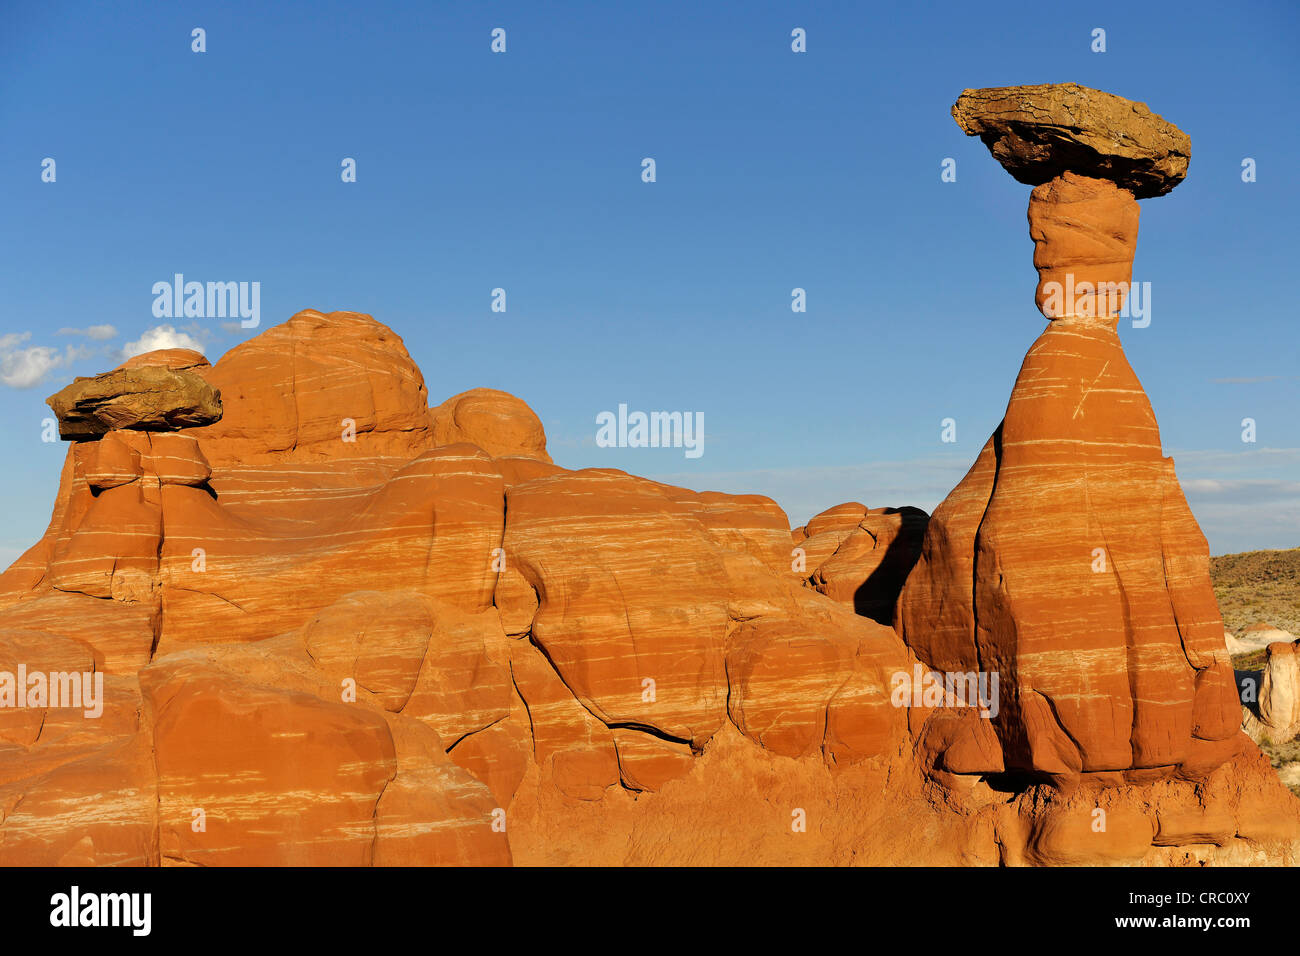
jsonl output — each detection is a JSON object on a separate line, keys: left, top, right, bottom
{"left": 46, "top": 365, "right": 222, "bottom": 440}
{"left": 951, "top": 83, "right": 1191, "bottom": 198}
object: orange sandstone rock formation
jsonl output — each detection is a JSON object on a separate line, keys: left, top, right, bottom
{"left": 0, "top": 89, "right": 1294, "bottom": 868}
{"left": 2, "top": 309, "right": 924, "bottom": 865}
{"left": 794, "top": 503, "right": 929, "bottom": 624}
{"left": 896, "top": 85, "right": 1251, "bottom": 793}
{"left": 431, "top": 388, "right": 552, "bottom": 462}
{"left": 1, "top": 302, "right": 1295, "bottom": 866}
{"left": 1029, "top": 172, "right": 1140, "bottom": 320}
{"left": 897, "top": 319, "right": 1242, "bottom": 785}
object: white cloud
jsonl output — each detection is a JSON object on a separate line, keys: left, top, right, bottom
{"left": 1181, "top": 477, "right": 1300, "bottom": 499}
{"left": 120, "top": 324, "right": 206, "bottom": 360}
{"left": 0, "top": 332, "right": 88, "bottom": 389}
{"left": 56, "top": 324, "right": 118, "bottom": 340}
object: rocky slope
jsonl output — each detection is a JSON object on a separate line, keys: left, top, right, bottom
{"left": 1212, "top": 548, "right": 1300, "bottom": 638}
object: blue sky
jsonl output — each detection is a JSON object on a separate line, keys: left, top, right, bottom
{"left": 1, "top": 0, "right": 1297, "bottom": 563}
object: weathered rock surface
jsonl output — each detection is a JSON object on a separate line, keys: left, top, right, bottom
{"left": 46, "top": 366, "right": 222, "bottom": 440}
{"left": 184, "top": 309, "right": 435, "bottom": 465}
{"left": 501, "top": 468, "right": 856, "bottom": 751}
{"left": 952, "top": 83, "right": 1190, "bottom": 198}
{"left": 897, "top": 317, "right": 1242, "bottom": 784}
{"left": 119, "top": 348, "right": 210, "bottom": 373}
{"left": 1029, "top": 172, "right": 1140, "bottom": 320}
{"left": 796, "top": 503, "right": 929, "bottom": 624}
{"left": 431, "top": 388, "right": 552, "bottom": 462}
{"left": 1243, "top": 639, "right": 1300, "bottom": 744}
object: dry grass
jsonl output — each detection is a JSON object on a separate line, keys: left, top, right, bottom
{"left": 1211, "top": 546, "right": 1300, "bottom": 636}
{"left": 1255, "top": 736, "right": 1300, "bottom": 798}
{"left": 1230, "top": 647, "right": 1269, "bottom": 671}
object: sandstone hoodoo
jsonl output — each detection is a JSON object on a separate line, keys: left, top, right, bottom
{"left": 1243, "top": 639, "right": 1300, "bottom": 745}
{"left": 897, "top": 85, "right": 1244, "bottom": 791}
